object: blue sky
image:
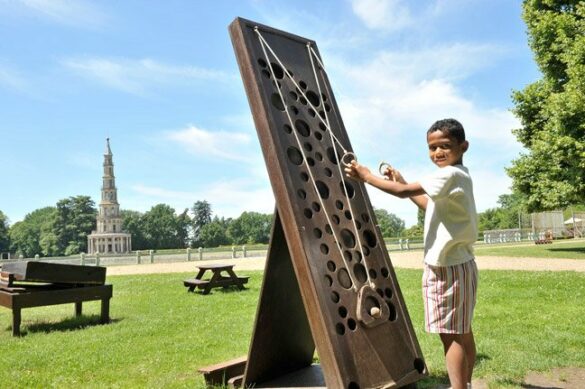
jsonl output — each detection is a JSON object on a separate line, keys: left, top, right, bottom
{"left": 0, "top": 0, "right": 539, "bottom": 227}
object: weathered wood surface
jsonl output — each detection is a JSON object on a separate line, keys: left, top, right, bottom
{"left": 198, "top": 356, "right": 247, "bottom": 387}
{"left": 243, "top": 211, "right": 315, "bottom": 385}
{"left": 226, "top": 17, "right": 427, "bottom": 388}
{"left": 1, "top": 261, "right": 106, "bottom": 285}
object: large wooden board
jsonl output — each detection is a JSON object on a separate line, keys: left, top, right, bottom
{"left": 1, "top": 261, "right": 106, "bottom": 285}
{"left": 229, "top": 17, "right": 426, "bottom": 389}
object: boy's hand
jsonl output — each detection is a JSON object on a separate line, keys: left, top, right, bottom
{"left": 382, "top": 166, "right": 406, "bottom": 184}
{"left": 344, "top": 160, "right": 372, "bottom": 183}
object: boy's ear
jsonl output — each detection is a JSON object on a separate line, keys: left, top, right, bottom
{"left": 461, "top": 140, "right": 469, "bottom": 152}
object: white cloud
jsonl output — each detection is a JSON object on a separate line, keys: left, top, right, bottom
{"left": 351, "top": 0, "right": 413, "bottom": 32}
{"left": 130, "top": 180, "right": 275, "bottom": 219}
{"left": 330, "top": 41, "right": 519, "bottom": 156}
{"left": 0, "top": 64, "right": 29, "bottom": 93}
{"left": 61, "top": 57, "right": 234, "bottom": 96}
{"left": 17, "top": 0, "right": 107, "bottom": 28}
{"left": 165, "top": 125, "right": 255, "bottom": 163}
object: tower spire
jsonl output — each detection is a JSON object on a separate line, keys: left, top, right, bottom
{"left": 88, "top": 138, "right": 132, "bottom": 254}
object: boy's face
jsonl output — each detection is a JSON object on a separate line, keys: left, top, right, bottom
{"left": 427, "top": 130, "right": 468, "bottom": 167}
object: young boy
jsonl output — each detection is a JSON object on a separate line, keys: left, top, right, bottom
{"left": 345, "top": 118, "right": 478, "bottom": 389}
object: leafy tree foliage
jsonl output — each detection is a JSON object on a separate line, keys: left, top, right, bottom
{"left": 0, "top": 210, "right": 9, "bottom": 252}
{"left": 509, "top": 1, "right": 585, "bottom": 211}
{"left": 402, "top": 208, "right": 424, "bottom": 238}
{"left": 6, "top": 199, "right": 278, "bottom": 253}
{"left": 228, "top": 212, "right": 272, "bottom": 245}
{"left": 478, "top": 193, "right": 528, "bottom": 231}
{"left": 9, "top": 207, "right": 57, "bottom": 257}
{"left": 176, "top": 208, "right": 192, "bottom": 248}
{"left": 121, "top": 210, "right": 147, "bottom": 250}
{"left": 142, "top": 204, "right": 184, "bottom": 250}
{"left": 191, "top": 200, "right": 212, "bottom": 247}
{"left": 199, "top": 216, "right": 231, "bottom": 247}
{"left": 373, "top": 208, "right": 405, "bottom": 237}
{"left": 53, "top": 196, "right": 96, "bottom": 255}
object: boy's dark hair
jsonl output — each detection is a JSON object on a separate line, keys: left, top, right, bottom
{"left": 427, "top": 118, "right": 466, "bottom": 143}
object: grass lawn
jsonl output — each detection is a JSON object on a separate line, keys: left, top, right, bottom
{"left": 0, "top": 269, "right": 583, "bottom": 388}
{"left": 474, "top": 239, "right": 585, "bottom": 260}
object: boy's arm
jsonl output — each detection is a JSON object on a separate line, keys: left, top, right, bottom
{"left": 345, "top": 161, "right": 428, "bottom": 210}
{"left": 382, "top": 166, "right": 428, "bottom": 210}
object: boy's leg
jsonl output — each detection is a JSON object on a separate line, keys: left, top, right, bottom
{"left": 439, "top": 332, "right": 475, "bottom": 389}
{"left": 462, "top": 330, "right": 476, "bottom": 383}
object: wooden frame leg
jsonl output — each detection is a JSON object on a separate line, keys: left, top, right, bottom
{"left": 12, "top": 308, "right": 21, "bottom": 337}
{"left": 204, "top": 271, "right": 222, "bottom": 295}
{"left": 101, "top": 298, "right": 110, "bottom": 324}
{"left": 75, "top": 301, "right": 82, "bottom": 317}
{"left": 227, "top": 269, "right": 245, "bottom": 290}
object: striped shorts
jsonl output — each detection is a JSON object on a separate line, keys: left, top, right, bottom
{"left": 422, "top": 259, "right": 478, "bottom": 334}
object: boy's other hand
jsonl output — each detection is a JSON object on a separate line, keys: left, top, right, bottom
{"left": 384, "top": 166, "right": 406, "bottom": 184}
{"left": 344, "top": 160, "right": 372, "bottom": 183}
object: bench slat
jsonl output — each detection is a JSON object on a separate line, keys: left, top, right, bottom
{"left": 183, "top": 279, "right": 209, "bottom": 286}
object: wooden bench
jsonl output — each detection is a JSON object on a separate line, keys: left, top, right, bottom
{"left": 0, "top": 283, "right": 112, "bottom": 336}
{"left": 0, "top": 262, "right": 112, "bottom": 336}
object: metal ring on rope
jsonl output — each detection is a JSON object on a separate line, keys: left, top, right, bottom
{"left": 341, "top": 151, "right": 357, "bottom": 167}
{"left": 378, "top": 161, "right": 392, "bottom": 176}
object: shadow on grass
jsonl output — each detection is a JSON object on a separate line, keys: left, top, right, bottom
{"left": 547, "top": 246, "right": 585, "bottom": 255}
{"left": 416, "top": 372, "right": 450, "bottom": 389}
{"left": 19, "top": 315, "right": 121, "bottom": 336}
{"left": 492, "top": 377, "right": 563, "bottom": 389}
{"left": 415, "top": 353, "right": 492, "bottom": 388}
{"left": 189, "top": 287, "right": 251, "bottom": 296}
{"left": 477, "top": 353, "right": 491, "bottom": 363}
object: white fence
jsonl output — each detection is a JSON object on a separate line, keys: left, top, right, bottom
{"left": 0, "top": 246, "right": 268, "bottom": 266}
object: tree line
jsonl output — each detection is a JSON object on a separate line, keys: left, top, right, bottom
{"left": 0, "top": 198, "right": 407, "bottom": 258}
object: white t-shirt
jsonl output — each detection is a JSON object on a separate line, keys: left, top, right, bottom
{"left": 419, "top": 165, "right": 478, "bottom": 267}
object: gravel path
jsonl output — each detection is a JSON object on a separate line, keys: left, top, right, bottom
{"left": 106, "top": 251, "right": 585, "bottom": 276}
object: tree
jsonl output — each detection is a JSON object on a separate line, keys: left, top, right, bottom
{"left": 121, "top": 210, "right": 147, "bottom": 250}
{"left": 0, "top": 210, "right": 9, "bottom": 253}
{"left": 199, "top": 217, "right": 231, "bottom": 247}
{"left": 508, "top": 1, "right": 585, "bottom": 211}
{"left": 373, "top": 208, "right": 405, "bottom": 237}
{"left": 402, "top": 208, "right": 424, "bottom": 238}
{"left": 478, "top": 192, "right": 526, "bottom": 231}
{"left": 53, "top": 196, "right": 97, "bottom": 255}
{"left": 142, "top": 204, "right": 182, "bottom": 250}
{"left": 176, "top": 208, "right": 192, "bottom": 248}
{"left": 191, "top": 200, "right": 212, "bottom": 247}
{"left": 9, "top": 207, "right": 57, "bottom": 257}
{"left": 227, "top": 212, "right": 272, "bottom": 244}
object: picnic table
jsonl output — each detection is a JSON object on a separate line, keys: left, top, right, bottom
{"left": 183, "top": 263, "right": 249, "bottom": 294}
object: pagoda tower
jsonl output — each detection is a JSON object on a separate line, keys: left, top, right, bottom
{"left": 87, "top": 138, "right": 132, "bottom": 254}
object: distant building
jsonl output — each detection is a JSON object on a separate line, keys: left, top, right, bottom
{"left": 87, "top": 138, "right": 132, "bottom": 254}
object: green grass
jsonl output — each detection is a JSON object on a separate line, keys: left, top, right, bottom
{"left": 474, "top": 239, "right": 585, "bottom": 259}
{"left": 1, "top": 269, "right": 584, "bottom": 388}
